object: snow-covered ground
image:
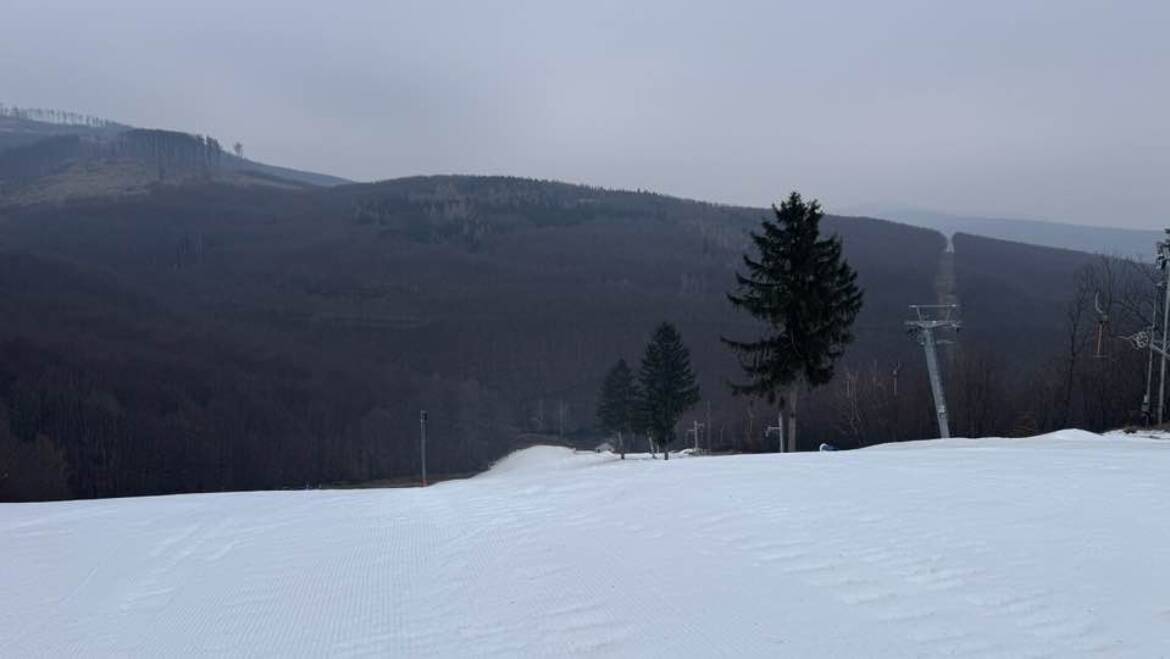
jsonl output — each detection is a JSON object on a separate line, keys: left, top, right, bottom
{"left": 3, "top": 430, "right": 1170, "bottom": 656}
{"left": 1106, "top": 427, "right": 1170, "bottom": 441}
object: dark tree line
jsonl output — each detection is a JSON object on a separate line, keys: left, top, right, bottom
{"left": 0, "top": 128, "right": 225, "bottom": 187}
{"left": 112, "top": 129, "right": 224, "bottom": 179}
{"left": 0, "top": 104, "right": 121, "bottom": 129}
{"left": 597, "top": 323, "right": 700, "bottom": 460}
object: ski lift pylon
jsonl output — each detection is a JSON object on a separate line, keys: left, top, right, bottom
{"left": 1094, "top": 291, "right": 1110, "bottom": 359}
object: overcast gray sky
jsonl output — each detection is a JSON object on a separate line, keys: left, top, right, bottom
{"left": 3, "top": 0, "right": 1168, "bottom": 227}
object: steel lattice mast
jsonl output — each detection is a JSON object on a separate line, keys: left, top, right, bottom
{"left": 1157, "top": 234, "right": 1170, "bottom": 425}
{"left": 906, "top": 305, "right": 961, "bottom": 439}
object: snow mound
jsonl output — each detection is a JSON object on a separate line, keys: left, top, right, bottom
{"left": 482, "top": 445, "right": 611, "bottom": 477}
{"left": 1105, "top": 428, "right": 1170, "bottom": 441}
{"left": 866, "top": 428, "right": 1111, "bottom": 450}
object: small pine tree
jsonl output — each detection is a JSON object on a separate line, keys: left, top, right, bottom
{"left": 638, "top": 322, "right": 700, "bottom": 460}
{"left": 724, "top": 192, "right": 863, "bottom": 452}
{"left": 596, "top": 358, "right": 638, "bottom": 459}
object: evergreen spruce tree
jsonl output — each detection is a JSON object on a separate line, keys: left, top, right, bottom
{"left": 638, "top": 322, "right": 700, "bottom": 460}
{"left": 596, "top": 358, "right": 638, "bottom": 459}
{"left": 724, "top": 192, "right": 863, "bottom": 452}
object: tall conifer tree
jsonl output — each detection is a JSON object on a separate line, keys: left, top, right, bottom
{"left": 638, "top": 323, "right": 700, "bottom": 460}
{"left": 724, "top": 192, "right": 863, "bottom": 452}
{"left": 597, "top": 358, "right": 638, "bottom": 459}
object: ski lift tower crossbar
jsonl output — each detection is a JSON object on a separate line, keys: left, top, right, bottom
{"left": 906, "top": 304, "right": 960, "bottom": 439}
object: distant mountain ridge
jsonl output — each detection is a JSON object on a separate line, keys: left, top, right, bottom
{"left": 854, "top": 206, "right": 1162, "bottom": 260}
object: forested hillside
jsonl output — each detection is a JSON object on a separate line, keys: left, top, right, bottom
{"left": 0, "top": 175, "right": 1146, "bottom": 501}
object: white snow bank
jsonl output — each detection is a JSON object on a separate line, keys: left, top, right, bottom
{"left": 481, "top": 445, "right": 614, "bottom": 478}
{"left": 4, "top": 431, "right": 1170, "bottom": 656}
{"left": 1105, "top": 428, "right": 1170, "bottom": 441}
{"left": 481, "top": 444, "right": 693, "bottom": 480}
{"left": 865, "top": 428, "right": 1109, "bottom": 450}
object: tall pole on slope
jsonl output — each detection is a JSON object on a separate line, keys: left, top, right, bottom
{"left": 921, "top": 327, "right": 950, "bottom": 439}
{"left": 765, "top": 412, "right": 783, "bottom": 452}
{"left": 1158, "top": 233, "right": 1170, "bottom": 425}
{"left": 1143, "top": 284, "right": 1159, "bottom": 424}
{"left": 906, "top": 305, "right": 960, "bottom": 439}
{"left": 419, "top": 409, "right": 428, "bottom": 487}
{"left": 687, "top": 420, "right": 705, "bottom": 452}
{"left": 706, "top": 401, "right": 712, "bottom": 453}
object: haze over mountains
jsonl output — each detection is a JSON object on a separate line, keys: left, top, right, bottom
{"left": 0, "top": 107, "right": 1153, "bottom": 501}
{"left": 2, "top": 106, "right": 1156, "bottom": 257}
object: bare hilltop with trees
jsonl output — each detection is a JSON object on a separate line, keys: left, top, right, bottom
{"left": 0, "top": 104, "right": 347, "bottom": 205}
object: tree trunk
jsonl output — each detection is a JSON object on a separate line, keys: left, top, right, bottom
{"left": 786, "top": 383, "right": 799, "bottom": 453}
{"left": 618, "top": 431, "right": 625, "bottom": 460}
{"left": 664, "top": 441, "right": 669, "bottom": 461}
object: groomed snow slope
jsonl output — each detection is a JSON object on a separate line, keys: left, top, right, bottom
{"left": 3, "top": 431, "right": 1170, "bottom": 656}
